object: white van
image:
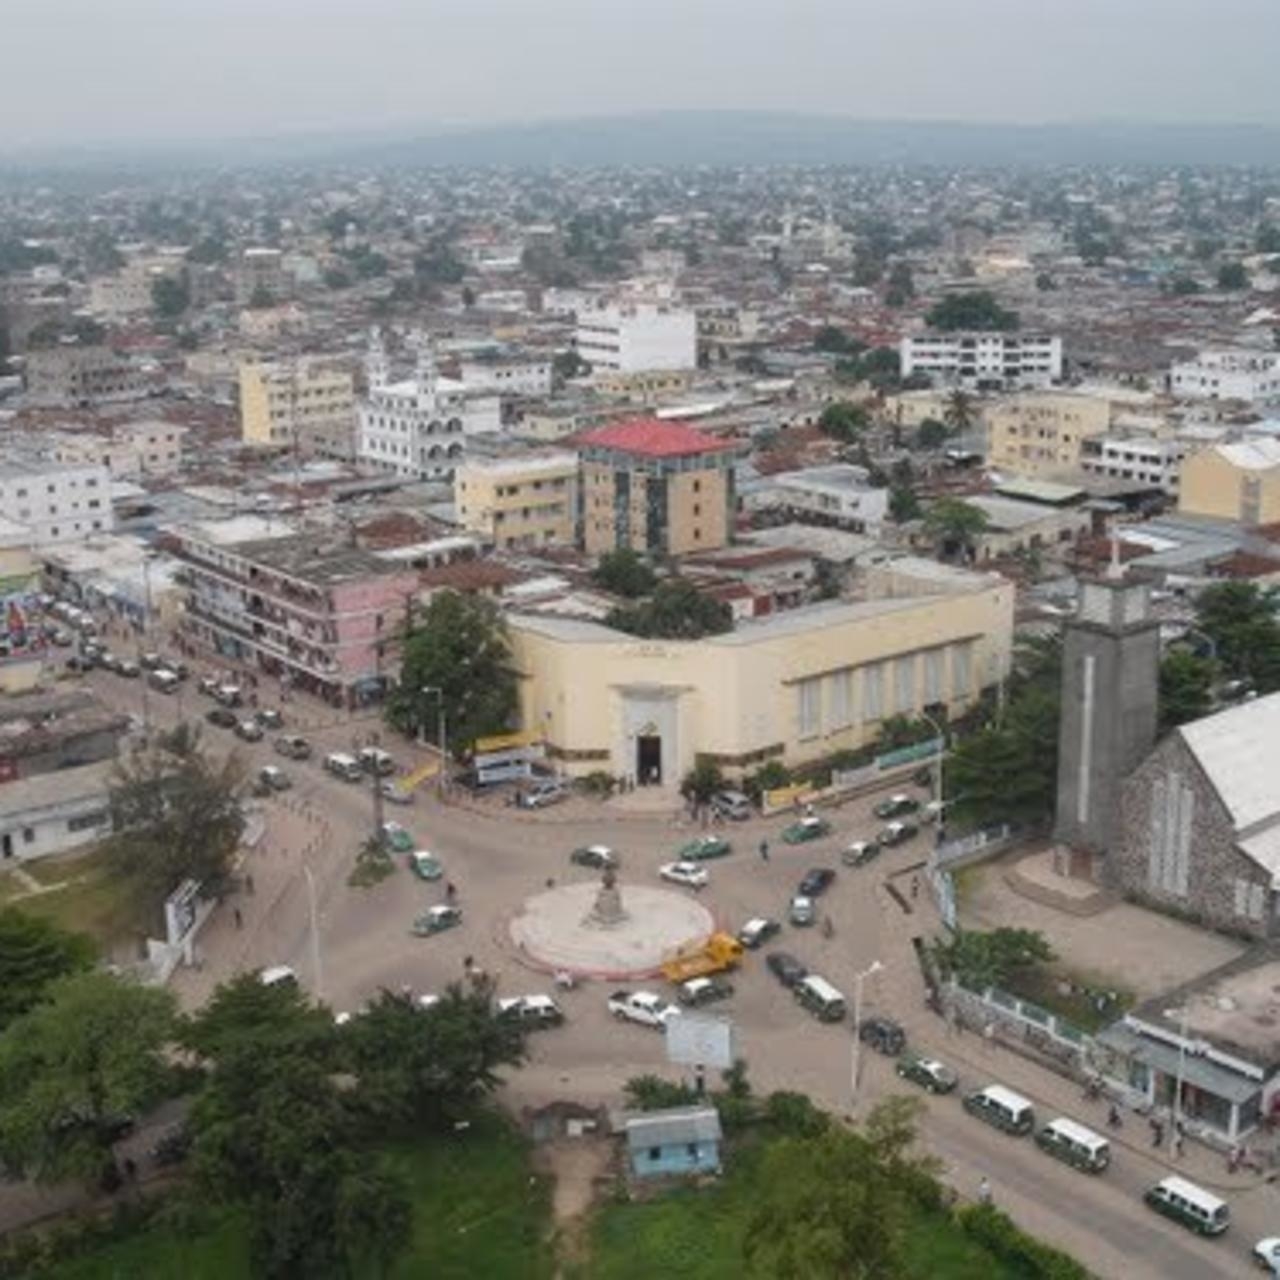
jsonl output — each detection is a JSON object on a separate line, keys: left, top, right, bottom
{"left": 259, "top": 965, "right": 297, "bottom": 987}
{"left": 358, "top": 746, "right": 395, "bottom": 776}
{"left": 324, "top": 752, "right": 364, "bottom": 782}
{"left": 963, "top": 1084, "right": 1035, "bottom": 1135}
{"left": 148, "top": 669, "right": 180, "bottom": 694}
{"left": 1035, "top": 1117, "right": 1110, "bottom": 1172}
{"left": 794, "top": 974, "right": 847, "bottom": 1022}
{"left": 1144, "top": 1175, "right": 1229, "bottom": 1236}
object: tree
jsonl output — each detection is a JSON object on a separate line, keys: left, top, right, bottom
{"left": 183, "top": 971, "right": 336, "bottom": 1065}
{"left": 889, "top": 485, "right": 922, "bottom": 523}
{"left": 247, "top": 284, "right": 275, "bottom": 309}
{"left": 924, "top": 498, "right": 989, "bottom": 561}
{"left": 915, "top": 418, "right": 948, "bottom": 450}
{"left": 812, "top": 325, "right": 862, "bottom": 357}
{"left": 1170, "top": 276, "right": 1202, "bottom": 296}
{"left": 931, "top": 926, "right": 1054, "bottom": 991}
{"left": 0, "top": 972, "right": 175, "bottom": 1187}
{"left": 925, "top": 291, "right": 1019, "bottom": 332}
{"left": 1159, "top": 649, "right": 1215, "bottom": 732}
{"left": 817, "top": 401, "right": 870, "bottom": 442}
{"left": 680, "top": 758, "right": 724, "bottom": 806}
{"left": 605, "top": 579, "right": 733, "bottom": 640}
{"left": 1257, "top": 225, "right": 1280, "bottom": 256}
{"left": 1195, "top": 581, "right": 1280, "bottom": 693}
{"left": 344, "top": 984, "right": 527, "bottom": 1129}
{"left": 389, "top": 590, "right": 517, "bottom": 757}
{"left": 885, "top": 262, "right": 915, "bottom": 305}
{"left": 1035, "top": 272, "right": 1057, "bottom": 291}
{"left": 150, "top": 274, "right": 190, "bottom": 320}
{"left": 592, "top": 548, "right": 657, "bottom": 598}
{"left": 552, "top": 349, "right": 590, "bottom": 384}
{"left": 0, "top": 908, "right": 94, "bottom": 1032}
{"left": 1217, "top": 261, "right": 1249, "bottom": 291}
{"left": 943, "top": 389, "right": 976, "bottom": 434}
{"left": 105, "top": 730, "right": 246, "bottom": 926}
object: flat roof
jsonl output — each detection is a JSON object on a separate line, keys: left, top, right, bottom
{"left": 232, "top": 535, "right": 412, "bottom": 584}
{"left": 0, "top": 760, "right": 114, "bottom": 821}
{"left": 993, "top": 478, "right": 1086, "bottom": 505}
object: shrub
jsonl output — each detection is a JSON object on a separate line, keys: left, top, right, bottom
{"left": 577, "top": 770, "right": 618, "bottom": 798}
{"left": 743, "top": 760, "right": 789, "bottom": 803}
{"left": 954, "top": 1204, "right": 1089, "bottom": 1279}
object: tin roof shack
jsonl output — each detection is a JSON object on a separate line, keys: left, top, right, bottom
{"left": 624, "top": 1105, "right": 723, "bottom": 1181}
{"left": 0, "top": 690, "right": 128, "bottom": 781}
{"left": 1097, "top": 950, "right": 1280, "bottom": 1145}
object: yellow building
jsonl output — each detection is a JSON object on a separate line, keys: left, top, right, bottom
{"left": 510, "top": 557, "right": 1013, "bottom": 785}
{"left": 238, "top": 358, "right": 356, "bottom": 459}
{"left": 1179, "top": 439, "right": 1280, "bottom": 525}
{"left": 577, "top": 418, "right": 738, "bottom": 558}
{"left": 454, "top": 453, "right": 579, "bottom": 550}
{"left": 592, "top": 368, "right": 694, "bottom": 401}
{"left": 986, "top": 392, "right": 1112, "bottom": 478}
{"left": 883, "top": 389, "right": 959, "bottom": 430}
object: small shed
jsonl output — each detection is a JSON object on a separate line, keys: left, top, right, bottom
{"left": 625, "top": 1105, "right": 723, "bottom": 1179}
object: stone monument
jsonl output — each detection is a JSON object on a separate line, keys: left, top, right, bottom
{"left": 582, "top": 866, "right": 628, "bottom": 928}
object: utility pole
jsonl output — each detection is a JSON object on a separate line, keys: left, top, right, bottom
{"left": 850, "top": 960, "right": 885, "bottom": 1108}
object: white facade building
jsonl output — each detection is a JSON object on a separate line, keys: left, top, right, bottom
{"left": 1169, "top": 351, "right": 1280, "bottom": 408}
{"left": 1080, "top": 433, "right": 1190, "bottom": 496}
{"left": 459, "top": 353, "right": 553, "bottom": 397}
{"left": 0, "top": 762, "right": 114, "bottom": 863}
{"left": 0, "top": 461, "right": 113, "bottom": 546}
{"left": 357, "top": 331, "right": 501, "bottom": 481}
{"left": 900, "top": 332, "right": 1063, "bottom": 390}
{"left": 576, "top": 303, "right": 697, "bottom": 374}
{"left": 750, "top": 465, "right": 890, "bottom": 535}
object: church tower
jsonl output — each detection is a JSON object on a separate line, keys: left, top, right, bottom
{"left": 365, "top": 326, "right": 389, "bottom": 391}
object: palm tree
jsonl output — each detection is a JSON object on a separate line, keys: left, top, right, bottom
{"left": 924, "top": 498, "right": 989, "bottom": 563}
{"left": 943, "top": 390, "right": 976, "bottom": 435}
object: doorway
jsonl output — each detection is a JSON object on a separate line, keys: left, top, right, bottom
{"left": 636, "top": 735, "right": 662, "bottom": 786}
{"left": 1, "top": 833, "right": 11, "bottom": 859}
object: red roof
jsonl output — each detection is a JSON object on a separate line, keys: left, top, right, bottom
{"left": 572, "top": 417, "right": 737, "bottom": 459}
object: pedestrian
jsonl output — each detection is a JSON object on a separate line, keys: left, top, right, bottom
{"left": 463, "top": 954, "right": 474, "bottom": 972}
{"left": 1151, "top": 1118, "right": 1164, "bottom": 1148}
{"left": 983, "top": 1022, "right": 995, "bottom": 1052}
{"left": 910, "top": 874, "right": 920, "bottom": 899}
{"left": 1172, "top": 1131, "right": 1184, "bottom": 1159}
{"left": 759, "top": 839, "right": 770, "bottom": 863}
{"left": 446, "top": 881, "right": 457, "bottom": 902}
{"left": 1107, "top": 1103, "right": 1122, "bottom": 1129}
{"left": 977, "top": 1176, "right": 992, "bottom": 1206}
{"left": 804, "top": 801, "right": 815, "bottom": 819}
{"left": 233, "top": 907, "right": 243, "bottom": 930}
{"left": 245, "top": 873, "right": 255, "bottom": 896}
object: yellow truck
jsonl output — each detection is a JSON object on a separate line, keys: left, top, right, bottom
{"left": 661, "top": 932, "right": 745, "bottom": 984}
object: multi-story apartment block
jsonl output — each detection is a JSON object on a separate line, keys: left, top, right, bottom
{"left": 458, "top": 351, "right": 553, "bottom": 398}
{"left": 357, "top": 330, "right": 500, "bottom": 481}
{"left": 576, "top": 303, "right": 698, "bottom": 374}
{"left": 87, "top": 254, "right": 186, "bottom": 321}
{"left": 23, "top": 344, "right": 149, "bottom": 408}
{"left": 239, "top": 358, "right": 356, "bottom": 460}
{"left": 52, "top": 420, "right": 185, "bottom": 479}
{"left": 454, "top": 453, "right": 579, "bottom": 550}
{"left": 234, "top": 247, "right": 287, "bottom": 307}
{"left": 900, "top": 332, "right": 1063, "bottom": 390}
{"left": 1170, "top": 351, "right": 1280, "bottom": 408}
{"left": 1179, "top": 439, "right": 1280, "bottom": 525}
{"left": 1080, "top": 432, "right": 1190, "bottom": 496}
{"left": 985, "top": 392, "right": 1111, "bottom": 477}
{"left": 755, "top": 465, "right": 890, "bottom": 535}
{"left": 174, "top": 522, "right": 419, "bottom": 708}
{"left": 577, "top": 418, "right": 738, "bottom": 558}
{"left": 0, "top": 462, "right": 112, "bottom": 546}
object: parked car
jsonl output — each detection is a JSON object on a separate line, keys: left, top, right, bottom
{"left": 798, "top": 867, "right": 836, "bottom": 897}
{"left": 254, "top": 708, "right": 284, "bottom": 729}
{"left": 1252, "top": 1237, "right": 1280, "bottom": 1271}
{"left": 140, "top": 652, "right": 163, "bottom": 670}
{"left": 381, "top": 779, "right": 415, "bottom": 805}
{"left": 570, "top": 844, "right": 618, "bottom": 870}
{"left": 878, "top": 821, "right": 919, "bottom": 847}
{"left": 842, "top": 840, "right": 881, "bottom": 868}
{"left": 782, "top": 815, "right": 830, "bottom": 844}
{"left": 116, "top": 659, "right": 141, "bottom": 678}
{"left": 411, "top": 904, "right": 462, "bottom": 936}
{"left": 677, "top": 834, "right": 732, "bottom": 861}
{"left": 711, "top": 789, "right": 753, "bottom": 821}
{"left": 255, "top": 766, "right": 291, "bottom": 794}
{"left": 859, "top": 1016, "right": 906, "bottom": 1056}
{"left": 50, "top": 628, "right": 73, "bottom": 647}
{"left": 607, "top": 990, "right": 681, "bottom": 1029}
{"left": 379, "top": 822, "right": 415, "bottom": 853}
{"left": 358, "top": 746, "right": 395, "bottom": 776}
{"left": 765, "top": 951, "right": 808, "bottom": 988}
{"left": 874, "top": 793, "right": 920, "bottom": 820}
{"left": 235, "top": 719, "right": 264, "bottom": 742}
{"left": 789, "top": 895, "right": 816, "bottom": 927}
{"left": 214, "top": 684, "right": 243, "bottom": 707}
{"left": 737, "top": 917, "right": 781, "bottom": 949}
{"left": 678, "top": 976, "right": 734, "bottom": 1007}
{"left": 275, "top": 735, "right": 312, "bottom": 760}
{"left": 518, "top": 779, "right": 569, "bottom": 809}
{"left": 409, "top": 850, "right": 443, "bottom": 881}
{"left": 198, "top": 675, "right": 220, "bottom": 697}
{"left": 206, "top": 707, "right": 238, "bottom": 729}
{"left": 660, "top": 860, "right": 709, "bottom": 889}
{"left": 497, "top": 995, "right": 564, "bottom": 1028}
{"left": 896, "top": 1053, "right": 957, "bottom": 1094}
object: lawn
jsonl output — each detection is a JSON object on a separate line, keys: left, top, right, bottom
{"left": 39, "top": 1113, "right": 554, "bottom": 1280}
{"left": 1003, "top": 964, "right": 1132, "bottom": 1034}
{"left": 3, "top": 847, "right": 139, "bottom": 954}
{"left": 583, "top": 1141, "right": 1021, "bottom": 1280}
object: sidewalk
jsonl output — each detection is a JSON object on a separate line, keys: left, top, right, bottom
{"left": 876, "top": 874, "right": 1268, "bottom": 1195}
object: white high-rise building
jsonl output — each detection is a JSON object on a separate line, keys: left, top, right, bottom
{"left": 357, "top": 330, "right": 501, "bottom": 481}
{"left": 900, "top": 332, "right": 1062, "bottom": 390}
{"left": 575, "top": 302, "right": 697, "bottom": 374}
{"left": 0, "top": 461, "right": 113, "bottom": 546}
{"left": 1169, "top": 351, "right": 1280, "bottom": 408}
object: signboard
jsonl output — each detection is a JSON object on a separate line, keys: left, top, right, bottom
{"left": 475, "top": 758, "right": 533, "bottom": 786}
{"left": 666, "top": 1013, "right": 735, "bottom": 1070}
{"left": 762, "top": 782, "right": 814, "bottom": 814}
{"left": 876, "top": 738, "right": 944, "bottom": 771}
{"left": 473, "top": 729, "right": 543, "bottom": 755}
{"left": 164, "top": 878, "right": 201, "bottom": 947}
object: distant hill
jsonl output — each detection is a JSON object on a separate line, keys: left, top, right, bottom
{"left": 5, "top": 112, "right": 1280, "bottom": 174}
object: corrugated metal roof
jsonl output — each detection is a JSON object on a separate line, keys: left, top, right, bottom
{"left": 624, "top": 1106, "right": 722, "bottom": 1149}
{"left": 1180, "top": 692, "right": 1280, "bottom": 832}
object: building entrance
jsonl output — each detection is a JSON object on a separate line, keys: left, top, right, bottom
{"left": 636, "top": 735, "right": 662, "bottom": 786}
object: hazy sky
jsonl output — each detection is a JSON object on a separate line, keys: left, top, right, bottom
{"left": 4, "top": 0, "right": 1280, "bottom": 148}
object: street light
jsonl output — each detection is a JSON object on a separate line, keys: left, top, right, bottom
{"left": 422, "top": 685, "right": 447, "bottom": 795}
{"left": 851, "top": 959, "right": 885, "bottom": 1106}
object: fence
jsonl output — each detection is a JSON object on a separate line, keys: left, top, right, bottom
{"left": 948, "top": 980, "right": 1091, "bottom": 1074}
{"left": 934, "top": 822, "right": 1020, "bottom": 870}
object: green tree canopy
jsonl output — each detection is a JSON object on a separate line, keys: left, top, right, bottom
{"left": 924, "top": 498, "right": 989, "bottom": 561}
{"left": 925, "top": 290, "right": 1019, "bottom": 332}
{"left": 1159, "top": 649, "right": 1215, "bottom": 733}
{"left": 932, "top": 926, "right": 1055, "bottom": 990}
{"left": 817, "top": 401, "right": 870, "bottom": 442}
{"left": 150, "top": 274, "right": 190, "bottom": 319}
{"left": 1217, "top": 261, "right": 1249, "bottom": 291}
{"left": 105, "top": 729, "right": 246, "bottom": 927}
{"left": 592, "top": 547, "right": 658, "bottom": 598}
{"left": 889, "top": 484, "right": 922, "bottom": 523}
{"left": 943, "top": 389, "right": 977, "bottom": 433}
{"left": 812, "top": 325, "right": 863, "bottom": 356}
{"left": 605, "top": 578, "right": 733, "bottom": 640}
{"left": 388, "top": 590, "right": 517, "bottom": 757}
{"left": 0, "top": 908, "right": 94, "bottom": 1032}
{"left": 1257, "top": 225, "right": 1280, "bottom": 256}
{"left": 915, "top": 418, "right": 949, "bottom": 450}
{"left": 1195, "top": 581, "right": 1280, "bottom": 692}
{"left": 0, "top": 972, "right": 175, "bottom": 1187}
{"left": 680, "top": 757, "right": 725, "bottom": 805}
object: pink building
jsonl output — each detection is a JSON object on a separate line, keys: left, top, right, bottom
{"left": 176, "top": 524, "right": 419, "bottom": 708}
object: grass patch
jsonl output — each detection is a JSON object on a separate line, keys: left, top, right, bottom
{"left": 1003, "top": 965, "right": 1132, "bottom": 1034}
{"left": 584, "top": 1140, "right": 1024, "bottom": 1280}
{"left": 953, "top": 865, "right": 984, "bottom": 908}
{"left": 14, "top": 852, "right": 139, "bottom": 953}
{"left": 37, "top": 1113, "right": 553, "bottom": 1280}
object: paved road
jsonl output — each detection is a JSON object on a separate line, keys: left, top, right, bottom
{"left": 81, "top": 660, "right": 1280, "bottom": 1279}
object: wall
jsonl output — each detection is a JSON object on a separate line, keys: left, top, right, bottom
{"left": 986, "top": 393, "right": 1111, "bottom": 478}
{"left": 1179, "top": 450, "right": 1280, "bottom": 525}
{"left": 629, "top": 1140, "right": 720, "bottom": 1178}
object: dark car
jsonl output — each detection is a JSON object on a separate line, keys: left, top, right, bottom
{"left": 234, "top": 719, "right": 264, "bottom": 742}
{"left": 737, "top": 917, "right": 781, "bottom": 949}
{"left": 798, "top": 867, "right": 836, "bottom": 897}
{"left": 255, "top": 708, "right": 284, "bottom": 729}
{"left": 206, "top": 707, "right": 238, "bottom": 729}
{"left": 859, "top": 1015, "right": 907, "bottom": 1056}
{"left": 275, "top": 735, "right": 312, "bottom": 760}
{"left": 570, "top": 844, "right": 618, "bottom": 870}
{"left": 766, "top": 951, "right": 809, "bottom": 988}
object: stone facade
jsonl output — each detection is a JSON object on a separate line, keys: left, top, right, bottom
{"left": 1111, "top": 733, "right": 1275, "bottom": 940}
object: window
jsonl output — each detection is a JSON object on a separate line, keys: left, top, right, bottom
{"left": 648, "top": 1146, "right": 661, "bottom": 1161}
{"left": 951, "top": 642, "right": 974, "bottom": 699}
{"left": 922, "top": 648, "right": 943, "bottom": 704}
{"left": 797, "top": 677, "right": 821, "bottom": 739}
{"left": 22, "top": 828, "right": 35, "bottom": 844}
{"left": 68, "top": 811, "right": 108, "bottom": 832}
{"left": 829, "top": 669, "right": 854, "bottom": 730}
{"left": 893, "top": 655, "right": 916, "bottom": 715}
{"left": 862, "top": 663, "right": 885, "bottom": 721}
